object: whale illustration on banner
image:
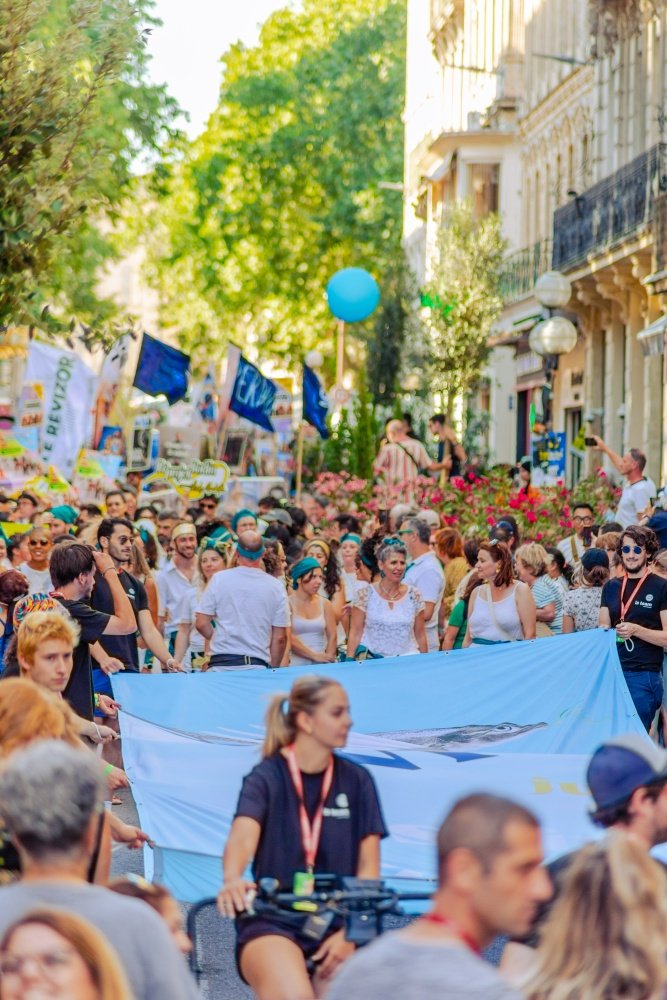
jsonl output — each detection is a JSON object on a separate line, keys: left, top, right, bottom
{"left": 371, "top": 722, "right": 548, "bottom": 751}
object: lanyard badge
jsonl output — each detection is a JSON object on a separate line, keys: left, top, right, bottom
{"left": 284, "top": 745, "right": 334, "bottom": 897}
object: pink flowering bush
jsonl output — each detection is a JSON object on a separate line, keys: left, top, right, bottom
{"left": 312, "top": 468, "right": 620, "bottom": 546}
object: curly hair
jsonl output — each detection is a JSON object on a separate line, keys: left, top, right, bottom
{"left": 616, "top": 524, "right": 659, "bottom": 560}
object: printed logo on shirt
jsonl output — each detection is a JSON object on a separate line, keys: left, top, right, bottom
{"left": 324, "top": 794, "right": 351, "bottom": 820}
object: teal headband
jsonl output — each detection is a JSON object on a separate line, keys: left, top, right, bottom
{"left": 289, "top": 556, "right": 321, "bottom": 589}
{"left": 231, "top": 508, "right": 258, "bottom": 532}
{"left": 340, "top": 533, "right": 362, "bottom": 546}
{"left": 237, "top": 540, "right": 265, "bottom": 560}
{"left": 200, "top": 535, "right": 231, "bottom": 555}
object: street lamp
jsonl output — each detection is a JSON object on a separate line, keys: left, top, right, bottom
{"left": 529, "top": 270, "right": 578, "bottom": 426}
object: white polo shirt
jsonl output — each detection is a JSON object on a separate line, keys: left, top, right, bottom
{"left": 616, "top": 476, "right": 657, "bottom": 528}
{"left": 156, "top": 560, "right": 197, "bottom": 630}
{"left": 403, "top": 550, "right": 444, "bottom": 652}
{"left": 197, "top": 567, "right": 290, "bottom": 665}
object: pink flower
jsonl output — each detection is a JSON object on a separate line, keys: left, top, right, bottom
{"left": 525, "top": 511, "right": 537, "bottom": 523}
{"left": 486, "top": 515, "right": 495, "bottom": 525}
{"left": 535, "top": 532, "right": 544, "bottom": 540}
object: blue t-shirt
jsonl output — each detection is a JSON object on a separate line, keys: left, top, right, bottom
{"left": 235, "top": 753, "right": 388, "bottom": 889}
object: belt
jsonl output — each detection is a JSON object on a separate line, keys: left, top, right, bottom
{"left": 209, "top": 654, "right": 269, "bottom": 667}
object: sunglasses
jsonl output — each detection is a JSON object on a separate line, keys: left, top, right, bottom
{"left": 200, "top": 502, "right": 216, "bottom": 510}
{"left": 29, "top": 539, "right": 50, "bottom": 547}
{"left": 622, "top": 545, "right": 643, "bottom": 555}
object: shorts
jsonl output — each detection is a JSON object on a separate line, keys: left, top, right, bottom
{"left": 234, "top": 912, "right": 343, "bottom": 984}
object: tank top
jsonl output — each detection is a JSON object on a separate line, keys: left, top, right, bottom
{"left": 290, "top": 597, "right": 327, "bottom": 665}
{"left": 468, "top": 584, "right": 524, "bottom": 642}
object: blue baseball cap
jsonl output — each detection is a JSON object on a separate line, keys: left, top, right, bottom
{"left": 587, "top": 734, "right": 667, "bottom": 810}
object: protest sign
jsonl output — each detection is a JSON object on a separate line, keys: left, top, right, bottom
{"left": 142, "top": 457, "right": 230, "bottom": 500}
{"left": 24, "top": 341, "right": 96, "bottom": 477}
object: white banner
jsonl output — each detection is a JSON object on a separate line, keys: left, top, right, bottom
{"left": 24, "top": 341, "right": 97, "bottom": 477}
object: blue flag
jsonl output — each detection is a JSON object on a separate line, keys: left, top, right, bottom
{"left": 303, "top": 364, "right": 330, "bottom": 439}
{"left": 229, "top": 354, "right": 277, "bottom": 432}
{"left": 133, "top": 333, "right": 190, "bottom": 405}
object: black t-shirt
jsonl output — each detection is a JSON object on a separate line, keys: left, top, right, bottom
{"left": 56, "top": 597, "right": 110, "bottom": 720}
{"left": 235, "top": 753, "right": 388, "bottom": 889}
{"left": 91, "top": 569, "right": 148, "bottom": 672}
{"left": 436, "top": 439, "right": 461, "bottom": 478}
{"left": 647, "top": 511, "right": 667, "bottom": 549}
{"left": 601, "top": 573, "right": 667, "bottom": 670}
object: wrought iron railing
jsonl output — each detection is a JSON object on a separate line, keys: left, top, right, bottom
{"left": 499, "top": 239, "right": 552, "bottom": 304}
{"left": 552, "top": 143, "right": 667, "bottom": 271}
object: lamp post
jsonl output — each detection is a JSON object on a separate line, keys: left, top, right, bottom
{"left": 529, "top": 270, "right": 578, "bottom": 425}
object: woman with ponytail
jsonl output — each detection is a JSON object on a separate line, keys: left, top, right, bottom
{"left": 218, "top": 675, "right": 387, "bottom": 1000}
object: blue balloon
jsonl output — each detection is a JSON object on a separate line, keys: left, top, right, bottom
{"left": 326, "top": 268, "right": 380, "bottom": 323}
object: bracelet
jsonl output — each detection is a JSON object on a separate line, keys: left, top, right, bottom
{"left": 103, "top": 763, "right": 114, "bottom": 777}
{"left": 92, "top": 723, "right": 102, "bottom": 741}
{"left": 102, "top": 567, "right": 116, "bottom": 577}
{"left": 94, "top": 693, "right": 101, "bottom": 709}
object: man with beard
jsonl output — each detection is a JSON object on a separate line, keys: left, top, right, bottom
{"left": 92, "top": 518, "right": 183, "bottom": 678}
{"left": 599, "top": 525, "right": 667, "bottom": 729}
{"left": 49, "top": 542, "right": 135, "bottom": 721}
{"left": 156, "top": 521, "right": 198, "bottom": 648}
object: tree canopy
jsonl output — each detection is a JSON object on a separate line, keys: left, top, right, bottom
{"left": 424, "top": 202, "right": 506, "bottom": 409}
{"left": 140, "top": 0, "right": 406, "bottom": 366}
{"left": 0, "top": 0, "right": 180, "bottom": 338}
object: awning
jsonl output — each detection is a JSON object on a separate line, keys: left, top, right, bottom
{"left": 637, "top": 315, "right": 667, "bottom": 357}
{"left": 424, "top": 151, "right": 455, "bottom": 183}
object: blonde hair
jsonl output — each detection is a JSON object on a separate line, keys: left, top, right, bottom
{"left": 17, "top": 610, "right": 80, "bottom": 667}
{"left": 0, "top": 679, "right": 81, "bottom": 759}
{"left": 0, "top": 908, "right": 135, "bottom": 1000}
{"left": 515, "top": 542, "right": 549, "bottom": 577}
{"left": 526, "top": 834, "right": 667, "bottom": 1000}
{"left": 595, "top": 530, "right": 620, "bottom": 552}
{"left": 262, "top": 675, "right": 342, "bottom": 757}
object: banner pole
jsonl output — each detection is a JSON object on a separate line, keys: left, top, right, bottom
{"left": 336, "top": 320, "right": 345, "bottom": 388}
{"left": 295, "top": 423, "right": 305, "bottom": 502}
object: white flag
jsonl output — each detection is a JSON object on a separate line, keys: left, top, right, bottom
{"left": 24, "top": 340, "right": 97, "bottom": 477}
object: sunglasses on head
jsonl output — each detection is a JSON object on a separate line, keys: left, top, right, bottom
{"left": 622, "top": 545, "right": 643, "bottom": 555}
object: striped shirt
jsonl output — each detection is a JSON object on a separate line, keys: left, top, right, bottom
{"left": 374, "top": 439, "right": 432, "bottom": 487}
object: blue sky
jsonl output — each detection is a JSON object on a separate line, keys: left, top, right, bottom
{"left": 147, "top": 1, "right": 297, "bottom": 137}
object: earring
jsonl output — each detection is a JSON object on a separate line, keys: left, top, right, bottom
{"left": 380, "top": 570, "right": 385, "bottom": 578}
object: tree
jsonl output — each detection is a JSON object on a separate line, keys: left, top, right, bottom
{"left": 367, "top": 256, "right": 422, "bottom": 406}
{"left": 0, "top": 0, "right": 180, "bottom": 337}
{"left": 140, "top": 0, "right": 406, "bottom": 362}
{"left": 424, "top": 202, "right": 507, "bottom": 410}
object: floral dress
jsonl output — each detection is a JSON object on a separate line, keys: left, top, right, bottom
{"left": 563, "top": 586, "right": 603, "bottom": 632}
{"left": 353, "top": 583, "right": 424, "bottom": 657}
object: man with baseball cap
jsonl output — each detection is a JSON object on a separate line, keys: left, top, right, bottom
{"left": 501, "top": 732, "right": 667, "bottom": 978}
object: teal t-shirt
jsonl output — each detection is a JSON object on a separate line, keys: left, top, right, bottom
{"left": 448, "top": 599, "right": 466, "bottom": 649}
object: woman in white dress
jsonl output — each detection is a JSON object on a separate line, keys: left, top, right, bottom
{"left": 287, "top": 557, "right": 337, "bottom": 666}
{"left": 174, "top": 535, "right": 231, "bottom": 669}
{"left": 347, "top": 538, "right": 428, "bottom": 658}
{"left": 464, "top": 540, "right": 536, "bottom": 646}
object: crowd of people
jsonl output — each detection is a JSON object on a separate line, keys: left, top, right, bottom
{"left": 0, "top": 428, "right": 666, "bottom": 997}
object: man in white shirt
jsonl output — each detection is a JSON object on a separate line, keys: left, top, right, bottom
{"left": 401, "top": 517, "right": 444, "bottom": 652}
{"left": 156, "top": 522, "right": 198, "bottom": 643}
{"left": 195, "top": 531, "right": 289, "bottom": 668}
{"left": 557, "top": 501, "right": 595, "bottom": 567}
{"left": 592, "top": 438, "right": 656, "bottom": 528}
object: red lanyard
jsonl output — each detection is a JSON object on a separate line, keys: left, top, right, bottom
{"left": 421, "top": 913, "right": 482, "bottom": 955}
{"left": 284, "top": 746, "right": 334, "bottom": 872}
{"left": 619, "top": 570, "right": 649, "bottom": 622}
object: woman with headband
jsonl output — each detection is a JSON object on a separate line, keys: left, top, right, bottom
{"left": 231, "top": 509, "right": 259, "bottom": 536}
{"left": 174, "top": 534, "right": 231, "bottom": 670}
{"left": 347, "top": 538, "right": 428, "bottom": 659}
{"left": 287, "top": 558, "right": 337, "bottom": 666}
{"left": 338, "top": 533, "right": 362, "bottom": 599}
{"left": 218, "top": 674, "right": 387, "bottom": 999}
{"left": 303, "top": 538, "right": 345, "bottom": 625}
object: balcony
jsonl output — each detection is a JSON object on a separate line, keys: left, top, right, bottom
{"left": 552, "top": 143, "right": 667, "bottom": 272}
{"left": 499, "top": 239, "right": 552, "bottom": 305}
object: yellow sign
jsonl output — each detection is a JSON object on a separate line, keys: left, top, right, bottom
{"left": 0, "top": 435, "right": 26, "bottom": 458}
{"left": 142, "top": 458, "right": 230, "bottom": 501}
{"left": 24, "top": 466, "right": 72, "bottom": 496}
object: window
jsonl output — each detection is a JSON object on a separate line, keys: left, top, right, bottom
{"left": 466, "top": 163, "right": 500, "bottom": 218}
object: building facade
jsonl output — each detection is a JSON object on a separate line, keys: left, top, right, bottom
{"left": 405, "top": 0, "right": 667, "bottom": 488}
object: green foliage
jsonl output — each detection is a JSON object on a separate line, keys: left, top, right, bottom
{"left": 323, "top": 409, "right": 353, "bottom": 474}
{"left": 425, "top": 202, "right": 507, "bottom": 409}
{"left": 367, "top": 257, "right": 421, "bottom": 406}
{"left": 0, "top": 0, "right": 180, "bottom": 336}
{"left": 140, "top": 0, "right": 406, "bottom": 362}
{"left": 351, "top": 378, "right": 377, "bottom": 479}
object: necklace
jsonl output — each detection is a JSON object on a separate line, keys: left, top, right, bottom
{"left": 378, "top": 580, "right": 402, "bottom": 609}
